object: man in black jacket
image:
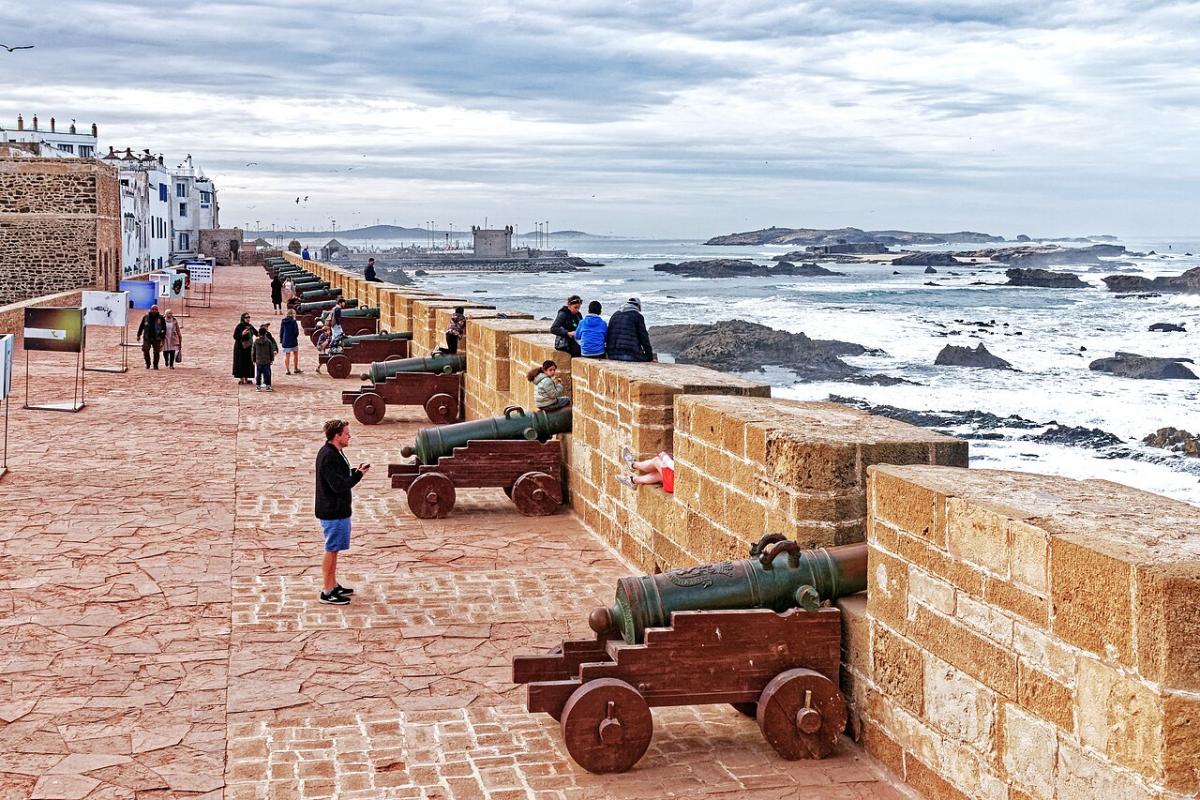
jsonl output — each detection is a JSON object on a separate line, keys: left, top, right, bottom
{"left": 606, "top": 297, "right": 654, "bottom": 362}
{"left": 550, "top": 295, "right": 583, "bottom": 357}
{"left": 315, "top": 419, "right": 369, "bottom": 605}
{"left": 136, "top": 304, "right": 167, "bottom": 369}
{"left": 364, "top": 257, "right": 382, "bottom": 282}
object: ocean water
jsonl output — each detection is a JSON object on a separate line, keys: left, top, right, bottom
{"left": 337, "top": 235, "right": 1200, "bottom": 506}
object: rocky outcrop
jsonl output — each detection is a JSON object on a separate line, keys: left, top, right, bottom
{"left": 1089, "top": 352, "right": 1198, "bottom": 380}
{"left": 651, "top": 259, "right": 836, "bottom": 278}
{"left": 1149, "top": 322, "right": 1186, "bottom": 332}
{"left": 1004, "top": 268, "right": 1089, "bottom": 288}
{"left": 1031, "top": 424, "right": 1123, "bottom": 448}
{"left": 924, "top": 266, "right": 938, "bottom": 274}
{"left": 704, "top": 226, "right": 1003, "bottom": 246}
{"left": 1143, "top": 427, "right": 1200, "bottom": 457}
{"left": 961, "top": 244, "right": 1126, "bottom": 268}
{"left": 1103, "top": 267, "right": 1200, "bottom": 294}
{"left": 891, "top": 252, "right": 960, "bottom": 267}
{"left": 934, "top": 343, "right": 1013, "bottom": 370}
{"left": 649, "top": 319, "right": 902, "bottom": 383}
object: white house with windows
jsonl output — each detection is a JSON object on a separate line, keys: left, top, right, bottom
{"left": 0, "top": 114, "right": 98, "bottom": 158}
{"left": 170, "top": 155, "right": 220, "bottom": 259}
{"left": 102, "top": 147, "right": 172, "bottom": 277}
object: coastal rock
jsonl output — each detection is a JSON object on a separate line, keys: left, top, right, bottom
{"left": 1143, "top": 427, "right": 1200, "bottom": 457}
{"left": 961, "top": 244, "right": 1126, "bottom": 268}
{"left": 1089, "top": 352, "right": 1198, "bottom": 380}
{"left": 934, "top": 343, "right": 1013, "bottom": 370}
{"left": 924, "top": 266, "right": 938, "bottom": 274}
{"left": 649, "top": 319, "right": 895, "bottom": 382}
{"left": 1031, "top": 424, "right": 1123, "bottom": 448}
{"left": 651, "top": 259, "right": 833, "bottom": 278}
{"left": 1103, "top": 267, "right": 1200, "bottom": 294}
{"left": 1004, "top": 268, "right": 1089, "bottom": 288}
{"left": 771, "top": 250, "right": 866, "bottom": 264}
{"left": 1149, "top": 322, "right": 1186, "bottom": 332}
{"left": 891, "top": 251, "right": 960, "bottom": 267}
{"left": 704, "top": 226, "right": 1002, "bottom": 247}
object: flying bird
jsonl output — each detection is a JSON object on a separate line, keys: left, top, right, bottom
{"left": 1, "top": 44, "right": 35, "bottom": 52}
{"left": 295, "top": 197, "right": 300, "bottom": 204}
{"left": 245, "top": 161, "right": 259, "bottom": 166}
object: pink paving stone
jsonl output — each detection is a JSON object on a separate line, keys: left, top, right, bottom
{"left": 0, "top": 266, "right": 909, "bottom": 800}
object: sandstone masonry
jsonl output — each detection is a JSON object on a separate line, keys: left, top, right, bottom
{"left": 0, "top": 156, "right": 121, "bottom": 305}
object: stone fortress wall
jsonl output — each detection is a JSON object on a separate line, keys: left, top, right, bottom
{"left": 0, "top": 157, "right": 121, "bottom": 306}
{"left": 289, "top": 251, "right": 1200, "bottom": 800}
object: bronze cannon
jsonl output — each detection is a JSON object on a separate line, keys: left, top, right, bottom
{"left": 513, "top": 536, "right": 866, "bottom": 773}
{"left": 343, "top": 354, "right": 468, "bottom": 426}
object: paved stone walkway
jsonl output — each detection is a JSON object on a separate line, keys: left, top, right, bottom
{"left": 0, "top": 267, "right": 908, "bottom": 799}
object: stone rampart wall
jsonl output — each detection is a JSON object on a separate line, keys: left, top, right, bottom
{"left": 0, "top": 157, "right": 121, "bottom": 305}
{"left": 283, "top": 250, "right": 1199, "bottom": 799}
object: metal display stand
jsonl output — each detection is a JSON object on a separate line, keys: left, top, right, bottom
{"left": 24, "top": 346, "right": 86, "bottom": 412}
{"left": 186, "top": 283, "right": 212, "bottom": 309}
{"left": 84, "top": 322, "right": 129, "bottom": 374}
{"left": 0, "top": 393, "right": 9, "bottom": 481}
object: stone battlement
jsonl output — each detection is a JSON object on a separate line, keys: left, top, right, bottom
{"left": 287, "top": 251, "right": 1200, "bottom": 799}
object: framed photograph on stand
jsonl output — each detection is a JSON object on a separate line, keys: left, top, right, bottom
{"left": 0, "top": 333, "right": 12, "bottom": 480}
{"left": 83, "top": 290, "right": 130, "bottom": 373}
{"left": 23, "top": 306, "right": 86, "bottom": 412}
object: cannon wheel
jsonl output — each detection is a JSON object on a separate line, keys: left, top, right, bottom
{"left": 326, "top": 354, "right": 352, "bottom": 379}
{"left": 756, "top": 668, "right": 846, "bottom": 760}
{"left": 407, "top": 472, "right": 455, "bottom": 519}
{"left": 561, "top": 678, "right": 652, "bottom": 774}
{"left": 385, "top": 354, "right": 405, "bottom": 362}
{"left": 423, "top": 392, "right": 460, "bottom": 424}
{"left": 310, "top": 330, "right": 322, "bottom": 347}
{"left": 352, "top": 392, "right": 386, "bottom": 425}
{"left": 511, "top": 471, "right": 561, "bottom": 516}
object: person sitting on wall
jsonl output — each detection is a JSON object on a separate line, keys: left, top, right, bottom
{"left": 550, "top": 295, "right": 583, "bottom": 357}
{"left": 605, "top": 297, "right": 654, "bottom": 362}
{"left": 614, "top": 447, "right": 675, "bottom": 493}
{"left": 527, "top": 360, "right": 571, "bottom": 411}
{"left": 364, "top": 257, "right": 382, "bottom": 282}
{"left": 301, "top": 246, "right": 311, "bottom": 260}
{"left": 574, "top": 300, "right": 607, "bottom": 358}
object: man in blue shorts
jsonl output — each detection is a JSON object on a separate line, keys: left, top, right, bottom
{"left": 315, "top": 419, "right": 369, "bottom": 604}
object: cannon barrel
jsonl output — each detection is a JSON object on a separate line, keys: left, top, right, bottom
{"left": 336, "top": 331, "right": 413, "bottom": 347}
{"left": 400, "top": 405, "right": 571, "bottom": 463}
{"left": 292, "top": 279, "right": 329, "bottom": 290}
{"left": 362, "top": 353, "right": 466, "bottom": 383}
{"left": 298, "top": 287, "right": 342, "bottom": 301}
{"left": 589, "top": 540, "right": 868, "bottom": 644}
{"left": 296, "top": 298, "right": 359, "bottom": 314}
{"left": 318, "top": 306, "right": 379, "bottom": 320}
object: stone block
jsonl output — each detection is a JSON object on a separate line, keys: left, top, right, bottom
{"left": 1134, "top": 561, "right": 1200, "bottom": 691}
{"left": 894, "top": 531, "right": 986, "bottom": 598}
{"left": 1002, "top": 702, "right": 1057, "bottom": 800}
{"left": 1011, "top": 620, "right": 1076, "bottom": 684}
{"left": 872, "top": 468, "right": 945, "bottom": 546}
{"left": 837, "top": 595, "right": 871, "bottom": 681}
{"left": 907, "top": 565, "right": 955, "bottom": 615}
{"left": 1075, "top": 656, "right": 1163, "bottom": 778}
{"left": 1055, "top": 736, "right": 1155, "bottom": 800}
{"left": 985, "top": 576, "right": 1048, "bottom": 628}
{"left": 955, "top": 592, "right": 1013, "bottom": 646}
{"left": 1051, "top": 535, "right": 1132, "bottom": 664}
{"left": 903, "top": 752, "right": 971, "bottom": 800}
{"left": 1016, "top": 661, "right": 1072, "bottom": 731}
{"left": 1163, "top": 692, "right": 1200, "bottom": 793}
{"left": 872, "top": 624, "right": 923, "bottom": 715}
{"left": 945, "top": 497, "right": 1011, "bottom": 577}
{"left": 923, "top": 653, "right": 996, "bottom": 748}
{"left": 767, "top": 437, "right": 858, "bottom": 491}
{"left": 860, "top": 722, "right": 904, "bottom": 777}
{"left": 866, "top": 545, "right": 909, "bottom": 631}
{"left": 908, "top": 605, "right": 1017, "bottom": 698}
{"left": 1008, "top": 519, "right": 1049, "bottom": 593}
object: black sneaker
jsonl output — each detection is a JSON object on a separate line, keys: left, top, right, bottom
{"left": 333, "top": 584, "right": 355, "bottom": 596}
{"left": 319, "top": 590, "right": 350, "bottom": 605}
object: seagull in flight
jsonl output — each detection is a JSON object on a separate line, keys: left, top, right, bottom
{"left": 1, "top": 44, "right": 35, "bottom": 52}
{"left": 245, "top": 161, "right": 259, "bottom": 166}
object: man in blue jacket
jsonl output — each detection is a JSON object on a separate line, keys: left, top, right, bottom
{"left": 574, "top": 300, "right": 607, "bottom": 358}
{"left": 606, "top": 297, "right": 654, "bottom": 362}
{"left": 315, "top": 419, "right": 369, "bottom": 605}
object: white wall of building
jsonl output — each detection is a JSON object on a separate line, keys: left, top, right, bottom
{"left": 170, "top": 156, "right": 219, "bottom": 259}
{"left": 105, "top": 148, "right": 174, "bottom": 277}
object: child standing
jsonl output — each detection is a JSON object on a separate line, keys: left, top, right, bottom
{"left": 253, "top": 323, "right": 278, "bottom": 391}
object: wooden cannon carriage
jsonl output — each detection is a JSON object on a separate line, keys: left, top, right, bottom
{"left": 388, "top": 439, "right": 563, "bottom": 518}
{"left": 309, "top": 315, "right": 378, "bottom": 343}
{"left": 319, "top": 333, "right": 412, "bottom": 379}
{"left": 342, "top": 360, "right": 465, "bottom": 427}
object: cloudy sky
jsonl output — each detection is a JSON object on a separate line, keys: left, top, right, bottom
{"left": 2, "top": 1, "right": 1197, "bottom": 237}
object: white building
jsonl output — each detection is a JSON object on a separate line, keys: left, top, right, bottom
{"left": 0, "top": 114, "right": 98, "bottom": 158}
{"left": 170, "top": 155, "right": 219, "bottom": 258}
{"left": 102, "top": 147, "right": 172, "bottom": 276}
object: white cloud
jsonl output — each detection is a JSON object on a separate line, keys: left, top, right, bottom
{"left": 1, "top": 0, "right": 1197, "bottom": 236}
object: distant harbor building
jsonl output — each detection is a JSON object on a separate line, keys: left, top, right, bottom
{"left": 102, "top": 147, "right": 171, "bottom": 276}
{"left": 170, "top": 154, "right": 219, "bottom": 259}
{"left": 472, "top": 225, "right": 513, "bottom": 258}
{"left": 0, "top": 114, "right": 98, "bottom": 158}
{"left": 321, "top": 238, "right": 349, "bottom": 260}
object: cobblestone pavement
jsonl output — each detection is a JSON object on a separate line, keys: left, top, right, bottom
{"left": 0, "top": 268, "right": 909, "bottom": 799}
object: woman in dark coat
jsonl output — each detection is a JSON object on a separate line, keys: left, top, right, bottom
{"left": 233, "top": 312, "right": 256, "bottom": 384}
{"left": 270, "top": 276, "right": 283, "bottom": 313}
